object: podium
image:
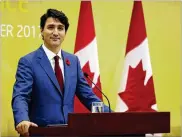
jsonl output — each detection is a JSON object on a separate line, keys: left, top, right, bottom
{"left": 29, "top": 112, "right": 170, "bottom": 136}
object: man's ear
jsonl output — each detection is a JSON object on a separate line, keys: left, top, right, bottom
{"left": 40, "top": 29, "right": 44, "bottom": 40}
{"left": 40, "top": 29, "right": 43, "bottom": 35}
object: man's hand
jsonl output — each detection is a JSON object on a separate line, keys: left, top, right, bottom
{"left": 16, "top": 121, "right": 38, "bottom": 137}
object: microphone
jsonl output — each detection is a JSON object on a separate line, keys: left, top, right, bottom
{"left": 84, "top": 72, "right": 111, "bottom": 113}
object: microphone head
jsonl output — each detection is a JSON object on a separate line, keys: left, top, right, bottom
{"left": 83, "top": 72, "right": 89, "bottom": 78}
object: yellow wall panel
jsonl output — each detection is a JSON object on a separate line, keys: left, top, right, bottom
{"left": 0, "top": 1, "right": 181, "bottom": 136}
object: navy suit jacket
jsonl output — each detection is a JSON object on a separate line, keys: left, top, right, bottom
{"left": 12, "top": 46, "right": 109, "bottom": 127}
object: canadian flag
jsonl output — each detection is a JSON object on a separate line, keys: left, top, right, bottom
{"left": 115, "top": 1, "right": 157, "bottom": 112}
{"left": 74, "top": 1, "right": 103, "bottom": 113}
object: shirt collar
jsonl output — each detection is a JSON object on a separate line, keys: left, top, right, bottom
{"left": 42, "top": 44, "right": 62, "bottom": 61}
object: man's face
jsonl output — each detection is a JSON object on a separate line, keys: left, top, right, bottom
{"left": 41, "top": 17, "right": 66, "bottom": 49}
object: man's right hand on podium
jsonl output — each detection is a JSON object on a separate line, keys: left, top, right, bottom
{"left": 16, "top": 120, "right": 38, "bottom": 137}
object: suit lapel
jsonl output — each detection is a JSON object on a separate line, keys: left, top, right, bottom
{"left": 37, "top": 47, "right": 63, "bottom": 97}
{"left": 62, "top": 51, "right": 71, "bottom": 101}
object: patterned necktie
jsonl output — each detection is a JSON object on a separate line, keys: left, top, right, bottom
{"left": 54, "top": 55, "right": 64, "bottom": 93}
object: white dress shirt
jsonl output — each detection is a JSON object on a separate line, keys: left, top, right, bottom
{"left": 42, "top": 44, "right": 65, "bottom": 82}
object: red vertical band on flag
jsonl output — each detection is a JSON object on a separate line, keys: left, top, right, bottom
{"left": 126, "top": 1, "right": 147, "bottom": 55}
{"left": 74, "top": 1, "right": 95, "bottom": 53}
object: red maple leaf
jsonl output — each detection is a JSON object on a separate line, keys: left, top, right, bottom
{"left": 74, "top": 61, "right": 103, "bottom": 113}
{"left": 75, "top": 61, "right": 94, "bottom": 113}
{"left": 82, "top": 61, "right": 102, "bottom": 100}
{"left": 82, "top": 61, "right": 95, "bottom": 87}
{"left": 119, "top": 60, "right": 156, "bottom": 112}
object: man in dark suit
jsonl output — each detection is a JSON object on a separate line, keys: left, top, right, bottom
{"left": 12, "top": 8, "right": 110, "bottom": 136}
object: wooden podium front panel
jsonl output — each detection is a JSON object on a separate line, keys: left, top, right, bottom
{"left": 68, "top": 112, "right": 170, "bottom": 135}
{"left": 30, "top": 112, "right": 170, "bottom": 136}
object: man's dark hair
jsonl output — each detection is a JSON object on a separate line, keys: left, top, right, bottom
{"left": 40, "top": 9, "right": 69, "bottom": 32}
